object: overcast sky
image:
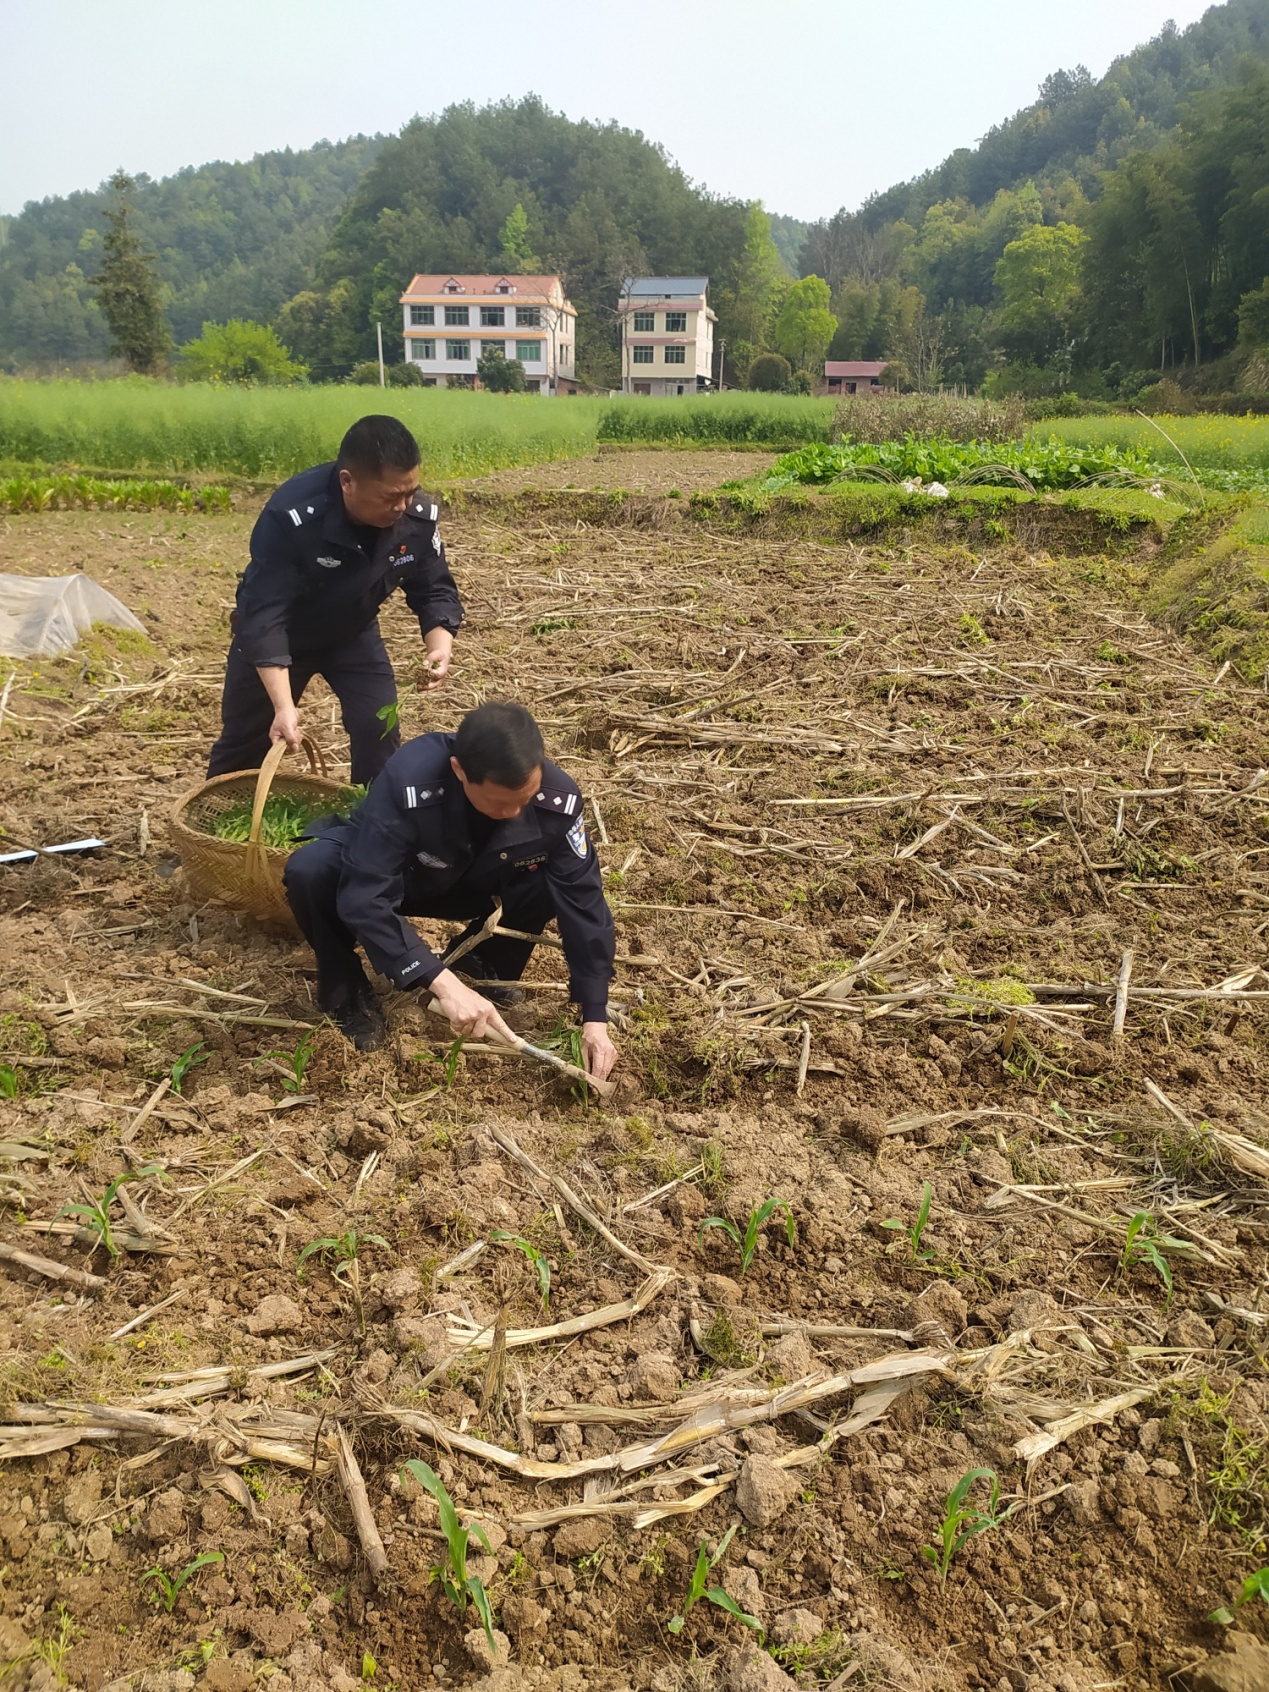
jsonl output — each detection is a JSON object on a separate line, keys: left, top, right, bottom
{"left": 3, "top": 0, "right": 1217, "bottom": 221}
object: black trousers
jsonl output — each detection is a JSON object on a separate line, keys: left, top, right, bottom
{"left": 207, "top": 622, "right": 400, "bottom": 787}
{"left": 283, "top": 835, "right": 554, "bottom": 1008}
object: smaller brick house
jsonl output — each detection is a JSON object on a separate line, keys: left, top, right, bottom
{"left": 822, "top": 360, "right": 889, "bottom": 395}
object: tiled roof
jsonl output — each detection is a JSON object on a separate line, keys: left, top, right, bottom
{"left": 825, "top": 361, "right": 889, "bottom": 378}
{"left": 623, "top": 276, "right": 709, "bottom": 295}
{"left": 400, "top": 274, "right": 565, "bottom": 298}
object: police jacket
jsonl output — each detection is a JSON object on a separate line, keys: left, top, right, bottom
{"left": 232, "top": 463, "right": 463, "bottom": 667}
{"left": 327, "top": 733, "right": 615, "bottom": 1022}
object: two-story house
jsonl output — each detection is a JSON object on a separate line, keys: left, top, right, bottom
{"left": 619, "top": 277, "right": 716, "bottom": 395}
{"left": 398, "top": 274, "right": 578, "bottom": 393}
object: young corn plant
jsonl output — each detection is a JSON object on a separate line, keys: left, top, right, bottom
{"left": 921, "top": 1468, "right": 1017, "bottom": 1587}
{"left": 882, "top": 1180, "right": 935, "bottom": 1264}
{"left": 297, "top": 1228, "right": 388, "bottom": 1336}
{"left": 401, "top": 1459, "right": 497, "bottom": 1654}
{"left": 60, "top": 1165, "right": 164, "bottom": 1262}
{"left": 1120, "top": 1211, "right": 1183, "bottom": 1302}
{"left": 667, "top": 1525, "right": 764, "bottom": 1641}
{"left": 0, "top": 1064, "right": 20, "bottom": 1100}
{"left": 698, "top": 1197, "right": 795, "bottom": 1276}
{"left": 168, "top": 1041, "right": 209, "bottom": 1094}
{"left": 261, "top": 1031, "right": 317, "bottom": 1094}
{"left": 376, "top": 701, "right": 401, "bottom": 739}
{"left": 143, "top": 1551, "right": 224, "bottom": 1614}
{"left": 1210, "top": 1566, "right": 1269, "bottom": 1625}
{"left": 490, "top": 1231, "right": 551, "bottom": 1311}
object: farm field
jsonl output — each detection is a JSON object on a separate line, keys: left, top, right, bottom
{"left": 1044, "top": 414, "right": 1269, "bottom": 492}
{"left": 0, "top": 383, "right": 835, "bottom": 483}
{"left": 0, "top": 459, "right": 1267, "bottom": 1692}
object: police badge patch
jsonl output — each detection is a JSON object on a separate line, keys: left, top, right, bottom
{"left": 566, "top": 816, "right": 588, "bottom": 858}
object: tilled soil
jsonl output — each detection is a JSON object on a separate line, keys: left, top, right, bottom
{"left": 0, "top": 467, "right": 1267, "bottom": 1692}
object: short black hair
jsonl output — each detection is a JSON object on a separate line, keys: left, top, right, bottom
{"left": 336, "top": 414, "right": 421, "bottom": 477}
{"left": 454, "top": 702, "right": 545, "bottom": 788}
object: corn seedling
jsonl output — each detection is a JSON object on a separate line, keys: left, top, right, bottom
{"left": 698, "top": 1197, "right": 795, "bottom": 1276}
{"left": 667, "top": 1525, "right": 764, "bottom": 1641}
{"left": 401, "top": 1459, "right": 497, "bottom": 1654}
{"left": 882, "top": 1180, "right": 935, "bottom": 1263}
{"left": 921, "top": 1468, "right": 1018, "bottom": 1587}
{"left": 376, "top": 701, "right": 401, "bottom": 739}
{"left": 60, "top": 1165, "right": 164, "bottom": 1262}
{"left": 168, "top": 1041, "right": 209, "bottom": 1094}
{"left": 490, "top": 1231, "right": 551, "bottom": 1311}
{"left": 0, "top": 1064, "right": 19, "bottom": 1099}
{"left": 1210, "top": 1566, "right": 1269, "bottom": 1625}
{"left": 1119, "top": 1211, "right": 1182, "bottom": 1302}
{"left": 143, "top": 1551, "right": 224, "bottom": 1614}
{"left": 297, "top": 1227, "right": 388, "bottom": 1335}
{"left": 261, "top": 1030, "right": 317, "bottom": 1094}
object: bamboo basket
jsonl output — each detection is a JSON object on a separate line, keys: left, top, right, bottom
{"left": 168, "top": 738, "right": 351, "bottom": 926}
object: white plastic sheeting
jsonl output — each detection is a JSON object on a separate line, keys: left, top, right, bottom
{"left": 0, "top": 573, "right": 147, "bottom": 658}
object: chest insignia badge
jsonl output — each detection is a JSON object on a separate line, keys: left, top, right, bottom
{"left": 316, "top": 555, "right": 342, "bottom": 569}
{"left": 416, "top": 851, "right": 448, "bottom": 869}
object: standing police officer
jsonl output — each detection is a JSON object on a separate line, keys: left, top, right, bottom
{"left": 283, "top": 701, "right": 619, "bottom": 1083}
{"left": 207, "top": 415, "right": 462, "bottom": 786}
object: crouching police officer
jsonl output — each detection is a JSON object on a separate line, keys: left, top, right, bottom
{"left": 207, "top": 415, "right": 463, "bottom": 787}
{"left": 282, "top": 701, "right": 619, "bottom": 1083}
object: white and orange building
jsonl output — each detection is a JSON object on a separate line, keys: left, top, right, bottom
{"left": 618, "top": 276, "right": 716, "bottom": 395}
{"left": 398, "top": 274, "right": 578, "bottom": 393}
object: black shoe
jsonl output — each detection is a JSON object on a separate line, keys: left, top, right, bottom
{"left": 323, "top": 983, "right": 387, "bottom": 1052}
{"left": 454, "top": 947, "right": 525, "bottom": 1008}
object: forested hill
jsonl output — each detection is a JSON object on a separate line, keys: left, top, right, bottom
{"left": 279, "top": 98, "right": 758, "bottom": 385}
{"left": 804, "top": 0, "right": 1269, "bottom": 281}
{"left": 0, "top": 136, "right": 384, "bottom": 368}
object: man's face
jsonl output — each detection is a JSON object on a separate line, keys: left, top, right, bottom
{"left": 339, "top": 464, "right": 420, "bottom": 528}
{"left": 450, "top": 757, "right": 542, "bottom": 821}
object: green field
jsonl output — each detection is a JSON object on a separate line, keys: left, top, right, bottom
{"left": 0, "top": 380, "right": 837, "bottom": 480}
{"left": 1043, "top": 413, "right": 1269, "bottom": 490}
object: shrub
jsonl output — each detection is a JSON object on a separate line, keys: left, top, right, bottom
{"left": 348, "top": 361, "right": 384, "bottom": 386}
{"left": 176, "top": 320, "right": 306, "bottom": 386}
{"left": 477, "top": 346, "right": 528, "bottom": 393}
{"left": 387, "top": 362, "right": 427, "bottom": 387}
{"left": 748, "top": 353, "right": 791, "bottom": 392}
{"left": 1132, "top": 378, "right": 1194, "bottom": 414}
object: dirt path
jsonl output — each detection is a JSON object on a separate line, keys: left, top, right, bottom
{"left": 0, "top": 499, "right": 1266, "bottom": 1692}
{"left": 449, "top": 446, "right": 777, "bottom": 496}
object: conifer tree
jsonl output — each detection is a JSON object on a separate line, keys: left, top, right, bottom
{"left": 91, "top": 170, "right": 169, "bottom": 373}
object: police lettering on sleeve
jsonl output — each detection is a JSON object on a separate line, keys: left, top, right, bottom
{"left": 231, "top": 465, "right": 461, "bottom": 668}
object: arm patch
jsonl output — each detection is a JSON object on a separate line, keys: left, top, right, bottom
{"left": 566, "top": 816, "right": 588, "bottom": 857}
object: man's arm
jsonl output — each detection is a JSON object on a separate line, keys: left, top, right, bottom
{"left": 401, "top": 510, "right": 462, "bottom": 691}
{"left": 543, "top": 808, "right": 618, "bottom": 1080}
{"left": 235, "top": 509, "right": 305, "bottom": 740}
{"left": 332, "top": 783, "right": 516, "bottom": 1044}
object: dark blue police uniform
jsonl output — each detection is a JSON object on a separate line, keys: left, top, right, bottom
{"left": 283, "top": 731, "right": 615, "bottom": 1024}
{"left": 207, "top": 463, "right": 463, "bottom": 786}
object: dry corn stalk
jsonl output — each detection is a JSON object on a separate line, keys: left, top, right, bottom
{"left": 444, "top": 1266, "right": 674, "bottom": 1352}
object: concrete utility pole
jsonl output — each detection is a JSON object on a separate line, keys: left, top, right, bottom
{"left": 376, "top": 322, "right": 385, "bottom": 388}
{"left": 717, "top": 337, "right": 726, "bottom": 392}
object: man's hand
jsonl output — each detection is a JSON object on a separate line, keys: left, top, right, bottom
{"left": 257, "top": 665, "right": 302, "bottom": 753}
{"left": 581, "top": 1021, "right": 618, "bottom": 1083}
{"left": 419, "top": 629, "right": 454, "bottom": 692}
{"left": 428, "top": 967, "right": 517, "bottom": 1043}
{"left": 268, "top": 702, "right": 303, "bottom": 753}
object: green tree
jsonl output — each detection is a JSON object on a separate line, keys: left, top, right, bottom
{"left": 177, "top": 319, "right": 307, "bottom": 384}
{"left": 747, "top": 352, "right": 791, "bottom": 391}
{"left": 994, "top": 221, "right": 1087, "bottom": 366}
{"left": 773, "top": 275, "right": 837, "bottom": 373}
{"left": 497, "top": 202, "right": 542, "bottom": 271}
{"left": 477, "top": 345, "right": 528, "bottom": 392}
{"left": 717, "top": 203, "right": 788, "bottom": 375}
{"left": 90, "top": 170, "right": 169, "bottom": 373}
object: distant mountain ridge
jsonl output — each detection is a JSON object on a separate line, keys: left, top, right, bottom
{"left": 0, "top": 136, "right": 384, "bottom": 368}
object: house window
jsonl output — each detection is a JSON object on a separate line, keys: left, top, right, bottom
{"left": 516, "top": 306, "right": 541, "bottom": 327}
{"left": 559, "top": 343, "right": 570, "bottom": 363}
{"left": 632, "top": 311, "right": 655, "bottom": 332}
{"left": 515, "top": 341, "right": 543, "bottom": 362}
{"left": 480, "top": 306, "right": 505, "bottom": 327}
{"left": 664, "top": 345, "right": 686, "bottom": 364}
{"left": 496, "top": 282, "right": 512, "bottom": 293}
{"left": 632, "top": 345, "right": 654, "bottom": 364}
{"left": 665, "top": 312, "right": 687, "bottom": 332}
{"left": 444, "top": 305, "right": 469, "bottom": 326}
{"left": 446, "top": 339, "right": 471, "bottom": 360}
{"left": 411, "top": 339, "right": 435, "bottom": 361}
{"left": 482, "top": 339, "right": 508, "bottom": 356}
{"left": 410, "top": 305, "right": 434, "bottom": 326}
